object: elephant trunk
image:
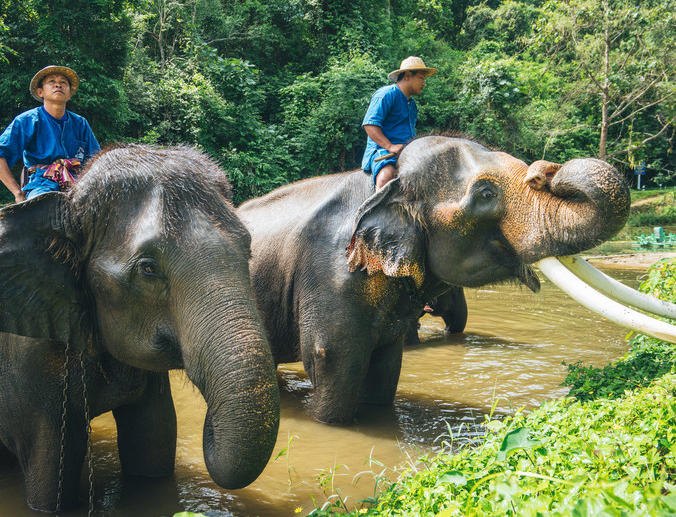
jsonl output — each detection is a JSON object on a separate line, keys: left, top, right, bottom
{"left": 179, "top": 278, "right": 280, "bottom": 489}
{"left": 507, "top": 158, "right": 630, "bottom": 263}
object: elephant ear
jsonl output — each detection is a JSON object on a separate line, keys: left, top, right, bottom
{"left": 0, "top": 193, "right": 92, "bottom": 350}
{"left": 346, "top": 177, "right": 426, "bottom": 288}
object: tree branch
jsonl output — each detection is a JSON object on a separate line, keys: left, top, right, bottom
{"left": 606, "top": 116, "right": 676, "bottom": 159}
{"left": 609, "top": 77, "right": 663, "bottom": 121}
{"left": 609, "top": 91, "right": 676, "bottom": 127}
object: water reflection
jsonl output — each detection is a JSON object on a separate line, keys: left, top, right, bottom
{"left": 0, "top": 267, "right": 642, "bottom": 516}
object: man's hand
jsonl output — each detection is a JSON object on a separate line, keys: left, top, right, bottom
{"left": 387, "top": 143, "right": 405, "bottom": 155}
{"left": 364, "top": 125, "right": 405, "bottom": 156}
{"left": 0, "top": 157, "right": 25, "bottom": 203}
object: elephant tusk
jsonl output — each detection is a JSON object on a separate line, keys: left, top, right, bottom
{"left": 535, "top": 256, "right": 676, "bottom": 345}
{"left": 557, "top": 255, "right": 676, "bottom": 320}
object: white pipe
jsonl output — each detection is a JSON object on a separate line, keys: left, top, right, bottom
{"left": 558, "top": 255, "right": 676, "bottom": 320}
{"left": 536, "top": 256, "right": 676, "bottom": 344}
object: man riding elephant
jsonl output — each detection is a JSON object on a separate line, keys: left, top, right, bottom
{"left": 0, "top": 65, "right": 100, "bottom": 202}
{"left": 361, "top": 56, "right": 437, "bottom": 190}
{"left": 237, "top": 136, "right": 631, "bottom": 425}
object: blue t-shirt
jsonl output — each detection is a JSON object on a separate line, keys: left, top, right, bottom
{"left": 361, "top": 84, "right": 417, "bottom": 171}
{"left": 0, "top": 106, "right": 100, "bottom": 192}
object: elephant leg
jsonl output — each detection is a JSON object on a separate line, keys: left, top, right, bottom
{"left": 404, "top": 319, "right": 421, "bottom": 345}
{"left": 303, "top": 339, "right": 370, "bottom": 425}
{"left": 430, "top": 287, "right": 468, "bottom": 335}
{"left": 442, "top": 290, "right": 468, "bottom": 334}
{"left": 22, "top": 414, "right": 87, "bottom": 512}
{"left": 112, "top": 372, "right": 176, "bottom": 477}
{"left": 360, "top": 340, "right": 403, "bottom": 406}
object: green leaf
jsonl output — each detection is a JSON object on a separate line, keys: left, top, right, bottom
{"left": 495, "top": 427, "right": 542, "bottom": 462}
{"left": 485, "top": 419, "right": 504, "bottom": 432}
{"left": 435, "top": 470, "right": 468, "bottom": 486}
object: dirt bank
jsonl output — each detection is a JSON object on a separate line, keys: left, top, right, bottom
{"left": 586, "top": 252, "right": 676, "bottom": 270}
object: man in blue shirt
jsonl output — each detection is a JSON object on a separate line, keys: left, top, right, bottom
{"left": 362, "top": 56, "right": 437, "bottom": 190}
{"left": 0, "top": 65, "right": 100, "bottom": 202}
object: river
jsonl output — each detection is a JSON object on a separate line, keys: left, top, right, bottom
{"left": 0, "top": 266, "right": 644, "bottom": 517}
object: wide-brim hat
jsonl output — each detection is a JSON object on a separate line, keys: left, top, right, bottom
{"left": 387, "top": 56, "right": 438, "bottom": 82}
{"left": 30, "top": 65, "right": 79, "bottom": 102}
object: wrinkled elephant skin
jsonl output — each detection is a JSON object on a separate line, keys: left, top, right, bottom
{"left": 0, "top": 146, "right": 280, "bottom": 512}
{"left": 237, "top": 136, "right": 630, "bottom": 425}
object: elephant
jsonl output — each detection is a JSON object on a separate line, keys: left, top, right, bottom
{"left": 404, "top": 286, "right": 467, "bottom": 345}
{"left": 0, "top": 145, "right": 280, "bottom": 512}
{"left": 237, "top": 135, "right": 631, "bottom": 425}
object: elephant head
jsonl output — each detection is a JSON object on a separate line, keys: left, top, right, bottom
{"left": 348, "top": 136, "right": 630, "bottom": 293}
{"left": 0, "top": 145, "right": 280, "bottom": 491}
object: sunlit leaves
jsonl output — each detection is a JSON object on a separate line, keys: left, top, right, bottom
{"left": 346, "top": 373, "right": 676, "bottom": 515}
{"left": 495, "top": 427, "right": 543, "bottom": 462}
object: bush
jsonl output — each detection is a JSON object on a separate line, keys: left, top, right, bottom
{"left": 321, "top": 374, "right": 676, "bottom": 516}
{"left": 280, "top": 54, "right": 385, "bottom": 177}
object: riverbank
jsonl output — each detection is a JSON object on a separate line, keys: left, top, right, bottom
{"left": 586, "top": 251, "right": 676, "bottom": 270}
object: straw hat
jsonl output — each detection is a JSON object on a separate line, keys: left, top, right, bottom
{"left": 30, "top": 65, "right": 79, "bottom": 102}
{"left": 387, "top": 56, "right": 438, "bottom": 82}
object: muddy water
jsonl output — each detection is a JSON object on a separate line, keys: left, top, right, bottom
{"left": 0, "top": 267, "right": 643, "bottom": 517}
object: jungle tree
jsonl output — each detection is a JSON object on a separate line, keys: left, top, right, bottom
{"left": 533, "top": 0, "right": 676, "bottom": 163}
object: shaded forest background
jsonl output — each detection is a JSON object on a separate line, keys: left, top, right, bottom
{"left": 0, "top": 0, "right": 674, "bottom": 204}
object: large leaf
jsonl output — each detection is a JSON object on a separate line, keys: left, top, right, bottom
{"left": 495, "top": 427, "right": 542, "bottom": 462}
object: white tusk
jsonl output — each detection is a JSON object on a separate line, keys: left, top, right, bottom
{"left": 536, "top": 256, "right": 676, "bottom": 344}
{"left": 558, "top": 255, "right": 676, "bottom": 320}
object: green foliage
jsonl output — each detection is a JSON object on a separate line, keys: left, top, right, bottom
{"left": 532, "top": 0, "right": 676, "bottom": 164}
{"left": 317, "top": 373, "right": 676, "bottom": 515}
{"left": 281, "top": 54, "right": 384, "bottom": 177}
{"left": 0, "top": 0, "right": 136, "bottom": 139}
{"left": 628, "top": 208, "right": 676, "bottom": 228}
{"left": 564, "top": 257, "right": 676, "bottom": 402}
{"left": 1, "top": 0, "right": 675, "bottom": 203}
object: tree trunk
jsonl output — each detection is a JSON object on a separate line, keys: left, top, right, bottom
{"left": 599, "top": 2, "right": 611, "bottom": 161}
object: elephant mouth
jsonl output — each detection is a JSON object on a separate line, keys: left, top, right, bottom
{"left": 488, "top": 237, "right": 541, "bottom": 293}
{"left": 517, "top": 264, "right": 540, "bottom": 292}
{"left": 151, "top": 329, "right": 183, "bottom": 370}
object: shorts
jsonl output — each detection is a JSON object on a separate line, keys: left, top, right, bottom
{"left": 366, "top": 148, "right": 397, "bottom": 185}
{"left": 23, "top": 173, "right": 60, "bottom": 199}
{"left": 25, "top": 184, "right": 59, "bottom": 200}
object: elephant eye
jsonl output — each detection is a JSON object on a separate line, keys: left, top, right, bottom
{"left": 479, "top": 186, "right": 496, "bottom": 199}
{"left": 137, "top": 258, "right": 161, "bottom": 278}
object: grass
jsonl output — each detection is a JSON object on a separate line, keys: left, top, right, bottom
{"left": 612, "top": 189, "right": 676, "bottom": 241}
{"left": 630, "top": 188, "right": 667, "bottom": 203}
{"left": 339, "top": 376, "right": 676, "bottom": 516}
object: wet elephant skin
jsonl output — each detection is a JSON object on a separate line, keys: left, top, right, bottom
{"left": 0, "top": 145, "right": 280, "bottom": 512}
{"left": 237, "top": 136, "right": 630, "bottom": 425}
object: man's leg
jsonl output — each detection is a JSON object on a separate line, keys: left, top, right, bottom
{"left": 375, "top": 164, "right": 397, "bottom": 190}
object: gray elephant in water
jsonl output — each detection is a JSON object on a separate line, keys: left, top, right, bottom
{"left": 0, "top": 145, "right": 280, "bottom": 512}
{"left": 237, "top": 136, "right": 630, "bottom": 425}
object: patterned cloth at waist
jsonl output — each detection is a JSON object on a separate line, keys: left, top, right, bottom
{"left": 29, "top": 158, "right": 81, "bottom": 191}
